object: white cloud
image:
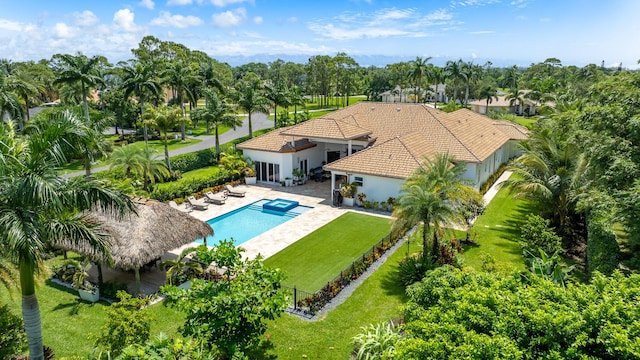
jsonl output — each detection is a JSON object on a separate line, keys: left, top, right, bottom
{"left": 212, "top": 8, "right": 246, "bottom": 27}
{"left": 150, "top": 11, "right": 203, "bottom": 28}
{"left": 139, "top": 0, "right": 155, "bottom": 9}
{"left": 309, "top": 7, "right": 454, "bottom": 41}
{"left": 469, "top": 30, "right": 495, "bottom": 34}
{"left": 73, "top": 11, "right": 99, "bottom": 27}
{"left": 0, "top": 19, "right": 22, "bottom": 31}
{"left": 168, "top": 0, "right": 194, "bottom": 5}
{"left": 253, "top": 16, "right": 262, "bottom": 24}
{"left": 202, "top": 39, "right": 332, "bottom": 56}
{"left": 211, "top": 0, "right": 253, "bottom": 7}
{"left": 113, "top": 9, "right": 139, "bottom": 32}
{"left": 287, "top": 16, "right": 298, "bottom": 23}
{"left": 450, "top": 0, "right": 500, "bottom": 8}
{"left": 52, "top": 22, "right": 78, "bottom": 38}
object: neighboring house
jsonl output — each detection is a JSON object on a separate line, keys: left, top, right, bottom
{"left": 469, "top": 90, "right": 541, "bottom": 116}
{"left": 380, "top": 85, "right": 447, "bottom": 104}
{"left": 237, "top": 102, "right": 528, "bottom": 203}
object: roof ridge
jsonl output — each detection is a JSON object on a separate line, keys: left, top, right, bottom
{"left": 396, "top": 133, "right": 427, "bottom": 170}
{"left": 428, "top": 106, "right": 481, "bottom": 162}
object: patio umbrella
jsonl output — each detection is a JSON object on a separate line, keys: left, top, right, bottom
{"left": 57, "top": 198, "right": 213, "bottom": 293}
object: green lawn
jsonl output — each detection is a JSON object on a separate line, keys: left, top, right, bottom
{"left": 514, "top": 115, "right": 538, "bottom": 129}
{"left": 264, "top": 212, "right": 391, "bottom": 292}
{"left": 266, "top": 235, "right": 414, "bottom": 360}
{"left": 460, "top": 178, "right": 534, "bottom": 271}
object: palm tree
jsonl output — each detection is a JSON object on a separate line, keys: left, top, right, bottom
{"left": 0, "top": 72, "right": 25, "bottom": 125}
{"left": 194, "top": 88, "right": 242, "bottom": 156}
{"left": 109, "top": 145, "right": 145, "bottom": 179}
{"left": 506, "top": 87, "right": 525, "bottom": 114}
{"left": 503, "top": 65, "right": 520, "bottom": 90}
{"left": 142, "top": 104, "right": 190, "bottom": 173}
{"left": 445, "top": 59, "right": 464, "bottom": 103}
{"left": 73, "top": 112, "right": 112, "bottom": 178}
{"left": 392, "top": 153, "right": 480, "bottom": 261}
{"left": 232, "top": 75, "right": 269, "bottom": 139}
{"left": 289, "top": 85, "right": 306, "bottom": 122}
{"left": 408, "top": 56, "right": 431, "bottom": 103}
{"left": 0, "top": 116, "right": 135, "bottom": 360}
{"left": 160, "top": 247, "right": 203, "bottom": 285}
{"left": 264, "top": 82, "right": 289, "bottom": 128}
{"left": 138, "top": 147, "right": 170, "bottom": 192}
{"left": 429, "top": 65, "right": 446, "bottom": 109}
{"left": 161, "top": 60, "right": 195, "bottom": 140}
{"left": 8, "top": 68, "right": 43, "bottom": 124}
{"left": 501, "top": 128, "right": 589, "bottom": 233}
{"left": 51, "top": 52, "right": 109, "bottom": 120}
{"left": 479, "top": 84, "right": 499, "bottom": 114}
{"left": 119, "top": 61, "right": 161, "bottom": 144}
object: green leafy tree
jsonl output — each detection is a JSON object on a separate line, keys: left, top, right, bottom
{"left": 95, "top": 291, "right": 152, "bottom": 357}
{"left": 232, "top": 74, "right": 269, "bottom": 139}
{"left": 478, "top": 84, "right": 498, "bottom": 114}
{"left": 264, "top": 81, "right": 290, "bottom": 128}
{"left": 519, "top": 214, "right": 563, "bottom": 259}
{"left": 408, "top": 56, "right": 431, "bottom": 103}
{"left": 138, "top": 147, "right": 170, "bottom": 192}
{"left": 119, "top": 60, "right": 161, "bottom": 144}
{"left": 109, "top": 144, "right": 145, "bottom": 179}
{"left": 143, "top": 104, "right": 190, "bottom": 173}
{"left": 0, "top": 116, "right": 134, "bottom": 360}
{"left": 393, "top": 153, "right": 480, "bottom": 262}
{"left": 0, "top": 303, "right": 27, "bottom": 360}
{"left": 0, "top": 71, "right": 25, "bottom": 124}
{"left": 162, "top": 240, "right": 287, "bottom": 359}
{"left": 160, "top": 59, "right": 195, "bottom": 140}
{"left": 395, "top": 266, "right": 640, "bottom": 359}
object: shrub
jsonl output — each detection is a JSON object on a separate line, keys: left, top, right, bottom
{"left": 352, "top": 322, "right": 400, "bottom": 360}
{"left": 170, "top": 148, "right": 217, "bottom": 173}
{"left": 587, "top": 212, "right": 620, "bottom": 277}
{"left": 398, "top": 253, "right": 433, "bottom": 287}
{"left": 0, "top": 304, "right": 26, "bottom": 359}
{"left": 150, "top": 172, "right": 239, "bottom": 202}
{"left": 479, "top": 163, "right": 508, "bottom": 195}
{"left": 100, "top": 280, "right": 128, "bottom": 300}
{"left": 519, "top": 214, "right": 563, "bottom": 260}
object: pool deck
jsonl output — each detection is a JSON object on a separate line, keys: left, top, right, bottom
{"left": 177, "top": 181, "right": 360, "bottom": 260}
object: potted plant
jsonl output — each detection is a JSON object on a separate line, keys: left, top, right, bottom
{"left": 357, "top": 192, "right": 367, "bottom": 207}
{"left": 284, "top": 177, "right": 293, "bottom": 187}
{"left": 63, "top": 259, "right": 100, "bottom": 302}
{"left": 292, "top": 168, "right": 305, "bottom": 185}
{"left": 242, "top": 165, "right": 257, "bottom": 185}
{"left": 340, "top": 182, "right": 358, "bottom": 206}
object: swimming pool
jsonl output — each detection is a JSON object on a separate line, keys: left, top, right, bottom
{"left": 197, "top": 199, "right": 312, "bottom": 246}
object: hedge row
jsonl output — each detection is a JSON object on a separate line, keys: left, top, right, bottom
{"left": 150, "top": 170, "right": 241, "bottom": 202}
{"left": 170, "top": 148, "right": 218, "bottom": 173}
{"left": 586, "top": 212, "right": 620, "bottom": 278}
{"left": 479, "top": 163, "right": 508, "bottom": 195}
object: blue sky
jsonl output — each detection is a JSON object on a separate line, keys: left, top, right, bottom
{"left": 1, "top": 0, "right": 638, "bottom": 67}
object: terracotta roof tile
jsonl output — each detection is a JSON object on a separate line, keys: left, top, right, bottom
{"left": 236, "top": 126, "right": 317, "bottom": 153}
{"left": 492, "top": 119, "right": 530, "bottom": 140}
{"left": 280, "top": 118, "right": 371, "bottom": 140}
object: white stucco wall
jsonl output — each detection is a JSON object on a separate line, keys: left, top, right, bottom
{"left": 350, "top": 174, "right": 405, "bottom": 203}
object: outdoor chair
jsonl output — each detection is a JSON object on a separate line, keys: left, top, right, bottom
{"left": 224, "top": 184, "right": 246, "bottom": 197}
{"left": 187, "top": 196, "right": 209, "bottom": 210}
{"left": 204, "top": 191, "right": 227, "bottom": 205}
{"left": 169, "top": 200, "right": 192, "bottom": 213}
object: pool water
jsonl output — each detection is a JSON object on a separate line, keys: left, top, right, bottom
{"left": 197, "top": 199, "right": 312, "bottom": 246}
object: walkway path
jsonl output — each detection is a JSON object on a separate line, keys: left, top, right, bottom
{"left": 66, "top": 112, "right": 272, "bottom": 178}
{"left": 482, "top": 170, "right": 513, "bottom": 205}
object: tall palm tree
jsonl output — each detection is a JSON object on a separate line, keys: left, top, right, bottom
{"left": 232, "top": 76, "right": 269, "bottom": 139}
{"left": 193, "top": 88, "right": 242, "bottom": 156}
{"left": 503, "top": 65, "right": 521, "bottom": 90}
{"left": 264, "top": 82, "right": 289, "bottom": 129}
{"left": 161, "top": 60, "right": 195, "bottom": 140}
{"left": 138, "top": 147, "right": 170, "bottom": 192}
{"left": 393, "top": 153, "right": 480, "bottom": 261}
{"left": 8, "top": 68, "right": 43, "bottom": 124}
{"left": 429, "top": 65, "right": 446, "bottom": 109}
{"left": 408, "top": 56, "right": 431, "bottom": 103}
{"left": 479, "top": 84, "right": 499, "bottom": 115}
{"left": 51, "top": 52, "right": 109, "bottom": 120}
{"left": 0, "top": 116, "right": 135, "bottom": 360}
{"left": 119, "top": 61, "right": 161, "bottom": 144}
{"left": 143, "top": 104, "right": 190, "bottom": 173}
{"left": 73, "top": 112, "right": 112, "bottom": 178}
{"left": 289, "top": 85, "right": 306, "bottom": 122}
{"left": 445, "top": 59, "right": 464, "bottom": 103}
{"left": 506, "top": 87, "right": 525, "bottom": 114}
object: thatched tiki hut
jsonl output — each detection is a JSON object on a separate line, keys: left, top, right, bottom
{"left": 59, "top": 198, "right": 213, "bottom": 293}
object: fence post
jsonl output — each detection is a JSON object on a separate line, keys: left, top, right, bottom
{"left": 293, "top": 286, "right": 297, "bottom": 310}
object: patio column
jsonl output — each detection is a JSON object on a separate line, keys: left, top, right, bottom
{"left": 291, "top": 136, "right": 295, "bottom": 147}
{"left": 347, "top": 140, "right": 352, "bottom": 156}
{"left": 331, "top": 174, "right": 336, "bottom": 201}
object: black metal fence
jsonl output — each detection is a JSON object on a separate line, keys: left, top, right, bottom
{"left": 283, "top": 229, "right": 404, "bottom": 316}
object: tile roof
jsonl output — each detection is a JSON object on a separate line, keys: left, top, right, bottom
{"left": 236, "top": 125, "right": 317, "bottom": 153}
{"left": 238, "top": 102, "right": 528, "bottom": 178}
{"left": 280, "top": 117, "right": 372, "bottom": 140}
{"left": 491, "top": 119, "right": 530, "bottom": 140}
{"left": 324, "top": 132, "right": 437, "bottom": 179}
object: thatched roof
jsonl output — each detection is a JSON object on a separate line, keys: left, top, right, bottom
{"left": 59, "top": 198, "right": 213, "bottom": 270}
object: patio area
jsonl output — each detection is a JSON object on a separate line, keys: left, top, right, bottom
{"left": 89, "top": 180, "right": 366, "bottom": 296}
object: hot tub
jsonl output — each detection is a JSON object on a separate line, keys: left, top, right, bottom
{"left": 263, "top": 198, "right": 300, "bottom": 212}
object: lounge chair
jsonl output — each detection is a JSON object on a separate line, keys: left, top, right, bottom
{"left": 187, "top": 196, "right": 209, "bottom": 210}
{"left": 169, "top": 200, "right": 192, "bottom": 213}
{"left": 204, "top": 191, "right": 227, "bottom": 205}
{"left": 224, "top": 184, "right": 246, "bottom": 197}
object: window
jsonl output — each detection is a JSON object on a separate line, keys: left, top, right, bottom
{"left": 256, "top": 161, "right": 280, "bottom": 183}
{"left": 353, "top": 176, "right": 363, "bottom": 187}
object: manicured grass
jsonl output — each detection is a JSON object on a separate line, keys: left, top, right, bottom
{"left": 514, "top": 115, "right": 538, "bottom": 129}
{"left": 179, "top": 165, "right": 221, "bottom": 180}
{"left": 266, "top": 234, "right": 415, "bottom": 359}
{"left": 460, "top": 179, "right": 534, "bottom": 271}
{"left": 264, "top": 212, "right": 391, "bottom": 292}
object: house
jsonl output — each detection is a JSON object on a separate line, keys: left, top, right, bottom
{"left": 380, "top": 85, "right": 447, "bottom": 104}
{"left": 469, "top": 91, "right": 541, "bottom": 116}
{"left": 237, "top": 102, "right": 528, "bottom": 203}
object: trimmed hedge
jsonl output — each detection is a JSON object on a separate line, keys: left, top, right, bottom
{"left": 170, "top": 148, "right": 218, "bottom": 173}
{"left": 150, "top": 169, "right": 240, "bottom": 202}
{"left": 479, "top": 163, "right": 508, "bottom": 195}
{"left": 586, "top": 212, "right": 620, "bottom": 278}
